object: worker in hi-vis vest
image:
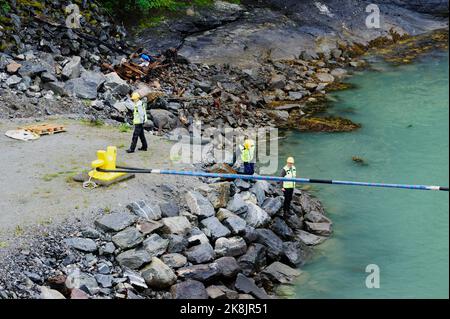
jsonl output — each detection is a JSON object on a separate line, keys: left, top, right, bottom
{"left": 126, "top": 92, "right": 148, "bottom": 154}
{"left": 281, "top": 157, "right": 296, "bottom": 214}
{"left": 239, "top": 138, "right": 256, "bottom": 175}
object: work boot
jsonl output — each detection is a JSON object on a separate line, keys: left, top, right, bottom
{"left": 138, "top": 147, "right": 147, "bottom": 151}
{"left": 126, "top": 149, "right": 135, "bottom": 153}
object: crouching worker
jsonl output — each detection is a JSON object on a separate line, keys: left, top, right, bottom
{"left": 281, "top": 157, "right": 296, "bottom": 214}
{"left": 239, "top": 138, "right": 256, "bottom": 175}
{"left": 126, "top": 93, "right": 148, "bottom": 154}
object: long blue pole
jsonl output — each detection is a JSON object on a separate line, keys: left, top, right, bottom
{"left": 98, "top": 167, "right": 449, "bottom": 192}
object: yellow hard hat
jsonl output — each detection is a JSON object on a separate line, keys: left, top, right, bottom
{"left": 286, "top": 157, "right": 295, "bottom": 164}
{"left": 244, "top": 139, "right": 252, "bottom": 149}
{"left": 131, "top": 92, "right": 140, "bottom": 101}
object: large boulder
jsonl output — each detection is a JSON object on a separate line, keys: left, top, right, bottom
{"left": 165, "top": 234, "right": 188, "bottom": 253}
{"left": 103, "top": 72, "right": 130, "bottom": 96}
{"left": 177, "top": 263, "right": 221, "bottom": 282}
{"left": 171, "top": 280, "right": 208, "bottom": 299}
{"left": 95, "top": 212, "right": 137, "bottom": 232}
{"left": 215, "top": 256, "right": 240, "bottom": 279}
{"left": 17, "top": 61, "right": 48, "bottom": 78}
{"left": 226, "top": 194, "right": 248, "bottom": 215}
{"left": 261, "top": 197, "right": 283, "bottom": 216}
{"left": 270, "top": 217, "right": 294, "bottom": 240}
{"left": 304, "top": 211, "right": 332, "bottom": 224}
{"left": 62, "top": 56, "right": 81, "bottom": 80}
{"left": 185, "top": 243, "right": 215, "bottom": 264}
{"left": 316, "top": 72, "right": 335, "bottom": 83}
{"left": 160, "top": 201, "right": 180, "bottom": 217}
{"left": 116, "top": 247, "right": 151, "bottom": 269}
{"left": 39, "top": 286, "right": 66, "bottom": 299}
{"left": 127, "top": 200, "right": 162, "bottom": 221}
{"left": 214, "top": 236, "right": 247, "bottom": 257}
{"left": 244, "top": 203, "right": 270, "bottom": 228}
{"left": 161, "top": 253, "right": 187, "bottom": 269}
{"left": 161, "top": 216, "right": 192, "bottom": 235}
{"left": 223, "top": 214, "right": 247, "bottom": 235}
{"left": 149, "top": 109, "right": 177, "bottom": 130}
{"left": 200, "top": 217, "right": 231, "bottom": 240}
{"left": 206, "top": 285, "right": 239, "bottom": 299}
{"left": 295, "top": 230, "right": 327, "bottom": 246}
{"left": 261, "top": 261, "right": 302, "bottom": 285}
{"left": 65, "top": 77, "right": 98, "bottom": 99}
{"left": 112, "top": 227, "right": 144, "bottom": 249}
{"left": 141, "top": 257, "right": 177, "bottom": 289}
{"left": 185, "top": 191, "right": 215, "bottom": 219}
{"left": 197, "top": 182, "right": 231, "bottom": 209}
{"left": 65, "top": 270, "right": 99, "bottom": 295}
{"left": 305, "top": 221, "right": 332, "bottom": 237}
{"left": 255, "top": 229, "right": 283, "bottom": 260}
{"left": 234, "top": 274, "right": 269, "bottom": 299}
{"left": 238, "top": 243, "right": 267, "bottom": 276}
{"left": 143, "top": 234, "right": 169, "bottom": 257}
{"left": 282, "top": 241, "right": 311, "bottom": 267}
{"left": 63, "top": 238, "right": 97, "bottom": 253}
{"left": 250, "top": 181, "right": 269, "bottom": 205}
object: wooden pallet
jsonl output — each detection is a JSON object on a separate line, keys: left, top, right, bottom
{"left": 20, "top": 123, "right": 66, "bottom": 136}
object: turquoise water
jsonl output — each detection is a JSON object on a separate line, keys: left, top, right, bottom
{"left": 279, "top": 51, "right": 449, "bottom": 298}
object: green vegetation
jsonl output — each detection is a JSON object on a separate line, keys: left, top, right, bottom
{"left": 0, "top": 0, "right": 10, "bottom": 14}
{"left": 98, "top": 0, "right": 239, "bottom": 13}
{"left": 119, "top": 123, "right": 132, "bottom": 133}
{"left": 81, "top": 118, "right": 105, "bottom": 127}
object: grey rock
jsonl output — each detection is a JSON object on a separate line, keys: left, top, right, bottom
{"left": 295, "top": 230, "right": 327, "bottom": 246}
{"left": 250, "top": 181, "right": 269, "bottom": 205}
{"left": 238, "top": 243, "right": 267, "bottom": 276}
{"left": 304, "top": 211, "right": 332, "bottom": 224}
{"left": 201, "top": 216, "right": 231, "bottom": 240}
{"left": 206, "top": 285, "right": 238, "bottom": 299}
{"left": 143, "top": 234, "right": 169, "bottom": 257}
{"left": 136, "top": 220, "right": 164, "bottom": 235}
{"left": 244, "top": 203, "right": 270, "bottom": 228}
{"left": 185, "top": 243, "right": 215, "bottom": 264}
{"left": 270, "top": 217, "right": 294, "bottom": 240}
{"left": 261, "top": 197, "right": 283, "bottom": 216}
{"left": 6, "top": 75, "right": 22, "bottom": 87}
{"left": 64, "top": 237, "right": 97, "bottom": 253}
{"left": 123, "top": 268, "right": 148, "bottom": 289}
{"left": 95, "top": 274, "right": 113, "bottom": 288}
{"left": 285, "top": 214, "right": 303, "bottom": 230}
{"left": 226, "top": 194, "right": 248, "bottom": 215}
{"left": 80, "top": 227, "right": 102, "bottom": 239}
{"left": 305, "top": 221, "right": 332, "bottom": 237}
{"left": 112, "top": 227, "right": 144, "bottom": 249}
{"left": 262, "top": 262, "right": 301, "bottom": 285}
{"left": 243, "top": 226, "right": 258, "bottom": 243}
{"left": 116, "top": 247, "right": 151, "bottom": 269}
{"left": 95, "top": 212, "right": 137, "bottom": 232}
{"left": 215, "top": 256, "right": 240, "bottom": 279}
{"left": 149, "top": 109, "right": 177, "bottom": 130}
{"left": 65, "top": 77, "right": 98, "bottom": 100}
{"left": 65, "top": 270, "right": 99, "bottom": 295}
{"left": 234, "top": 274, "right": 269, "bottom": 299}
{"left": 255, "top": 229, "right": 283, "bottom": 260}
{"left": 223, "top": 215, "right": 247, "bottom": 235}
{"left": 161, "top": 253, "right": 187, "bottom": 269}
{"left": 282, "top": 241, "right": 311, "bottom": 267}
{"left": 185, "top": 191, "right": 215, "bottom": 219}
{"left": 18, "top": 61, "right": 48, "bottom": 78}
{"left": 43, "top": 81, "right": 66, "bottom": 96}
{"left": 141, "top": 257, "right": 177, "bottom": 289}
{"left": 160, "top": 201, "right": 180, "bottom": 217}
{"left": 103, "top": 72, "right": 130, "bottom": 96}
{"left": 171, "top": 280, "right": 208, "bottom": 299}
{"left": 62, "top": 56, "right": 81, "bottom": 80}
{"left": 214, "top": 236, "right": 247, "bottom": 257}
{"left": 127, "top": 200, "right": 162, "bottom": 221}
{"left": 39, "top": 286, "right": 65, "bottom": 299}
{"left": 177, "top": 263, "right": 221, "bottom": 282}
{"left": 165, "top": 234, "right": 188, "bottom": 253}
{"left": 161, "top": 216, "right": 192, "bottom": 235}
{"left": 40, "top": 72, "right": 57, "bottom": 82}
{"left": 234, "top": 179, "right": 251, "bottom": 190}
{"left": 101, "top": 242, "right": 116, "bottom": 255}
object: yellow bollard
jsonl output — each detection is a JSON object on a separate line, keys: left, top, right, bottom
{"left": 88, "top": 146, "right": 126, "bottom": 182}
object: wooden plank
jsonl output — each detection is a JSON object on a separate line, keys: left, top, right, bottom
{"left": 20, "top": 123, "right": 66, "bottom": 136}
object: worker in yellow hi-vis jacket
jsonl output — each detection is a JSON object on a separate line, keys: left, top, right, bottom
{"left": 126, "top": 93, "right": 148, "bottom": 154}
{"left": 280, "top": 157, "right": 296, "bottom": 214}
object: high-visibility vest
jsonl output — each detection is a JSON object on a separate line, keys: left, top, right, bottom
{"left": 133, "top": 101, "right": 147, "bottom": 125}
{"left": 240, "top": 142, "right": 255, "bottom": 163}
{"left": 283, "top": 165, "right": 296, "bottom": 189}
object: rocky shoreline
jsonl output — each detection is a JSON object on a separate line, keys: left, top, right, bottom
{"left": 0, "top": 178, "right": 331, "bottom": 299}
{"left": 0, "top": 0, "right": 448, "bottom": 300}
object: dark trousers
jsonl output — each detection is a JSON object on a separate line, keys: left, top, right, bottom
{"left": 283, "top": 188, "right": 294, "bottom": 213}
{"left": 130, "top": 124, "right": 147, "bottom": 151}
{"left": 243, "top": 162, "right": 255, "bottom": 175}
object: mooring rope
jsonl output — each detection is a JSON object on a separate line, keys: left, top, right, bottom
{"left": 96, "top": 166, "right": 449, "bottom": 192}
